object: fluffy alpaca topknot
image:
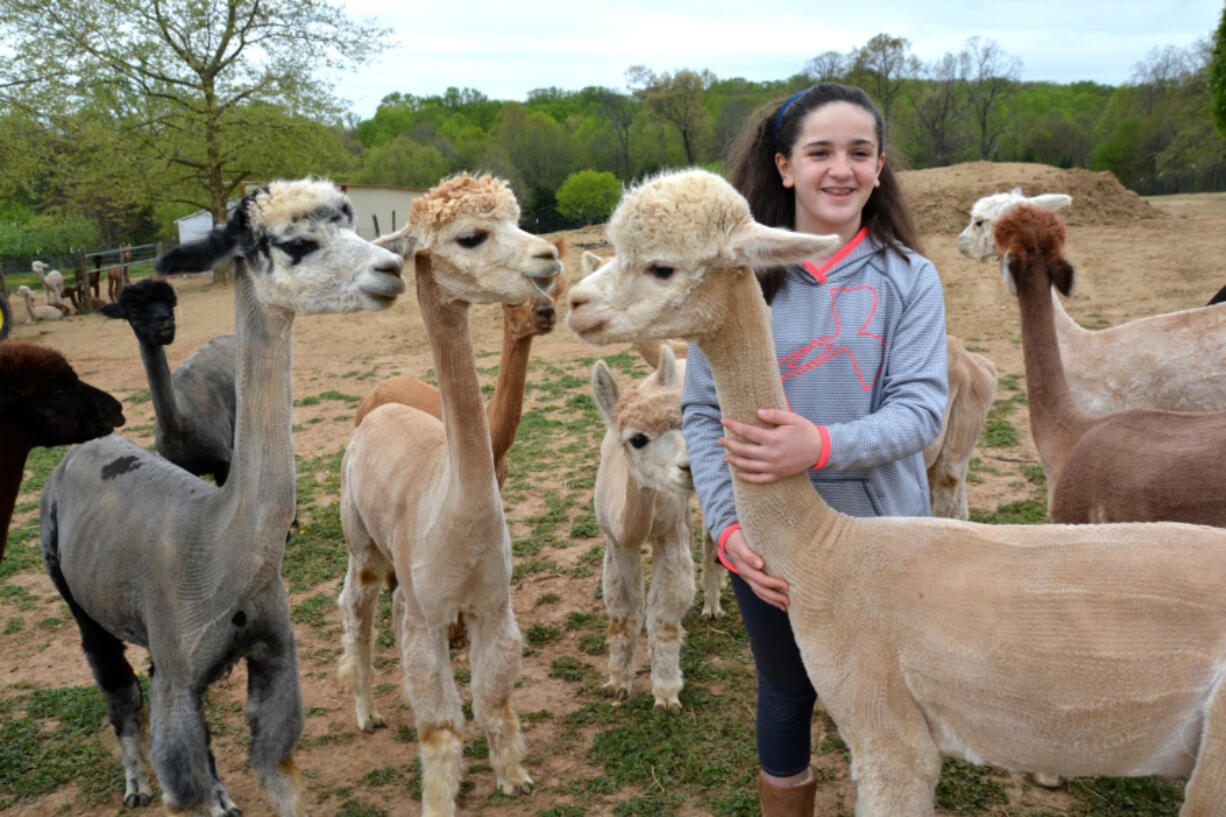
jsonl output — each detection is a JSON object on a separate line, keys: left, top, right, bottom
{"left": 117, "top": 278, "right": 177, "bottom": 313}
{"left": 608, "top": 169, "right": 752, "bottom": 262}
{"left": 410, "top": 173, "right": 519, "bottom": 237}
{"left": 613, "top": 387, "right": 683, "bottom": 436}
{"left": 247, "top": 178, "right": 354, "bottom": 235}
{"left": 993, "top": 204, "right": 1067, "bottom": 264}
{"left": 0, "top": 343, "right": 73, "bottom": 412}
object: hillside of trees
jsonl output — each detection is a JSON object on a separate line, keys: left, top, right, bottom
{"left": 1, "top": 15, "right": 1223, "bottom": 267}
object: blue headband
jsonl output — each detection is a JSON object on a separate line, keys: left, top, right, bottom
{"left": 773, "top": 89, "right": 808, "bottom": 140}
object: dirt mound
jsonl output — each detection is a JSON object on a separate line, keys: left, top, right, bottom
{"left": 900, "top": 161, "right": 1163, "bottom": 235}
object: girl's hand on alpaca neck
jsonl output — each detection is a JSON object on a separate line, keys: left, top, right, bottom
{"left": 719, "top": 408, "right": 824, "bottom": 483}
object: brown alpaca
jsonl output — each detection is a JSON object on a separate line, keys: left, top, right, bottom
{"left": 353, "top": 238, "right": 568, "bottom": 489}
{"left": 0, "top": 343, "right": 124, "bottom": 563}
{"left": 996, "top": 204, "right": 1226, "bottom": 524}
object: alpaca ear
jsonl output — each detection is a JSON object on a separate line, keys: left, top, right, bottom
{"left": 1050, "top": 257, "right": 1076, "bottom": 296}
{"left": 97, "top": 302, "right": 124, "bottom": 319}
{"left": 729, "top": 223, "right": 840, "bottom": 268}
{"left": 375, "top": 229, "right": 418, "bottom": 259}
{"left": 591, "top": 361, "right": 620, "bottom": 428}
{"left": 156, "top": 227, "right": 238, "bottom": 275}
{"left": 655, "top": 343, "right": 677, "bottom": 387}
{"left": 1030, "top": 194, "right": 1072, "bottom": 212}
{"left": 581, "top": 251, "right": 605, "bottom": 277}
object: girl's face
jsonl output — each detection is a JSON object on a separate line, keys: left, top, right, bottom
{"left": 774, "top": 101, "right": 886, "bottom": 242}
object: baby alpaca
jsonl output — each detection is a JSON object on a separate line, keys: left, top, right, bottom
{"left": 592, "top": 344, "right": 699, "bottom": 711}
{"left": 18, "top": 285, "right": 64, "bottom": 321}
{"left": 922, "top": 336, "right": 997, "bottom": 520}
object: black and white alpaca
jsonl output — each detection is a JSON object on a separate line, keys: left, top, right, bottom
{"left": 101, "top": 279, "right": 238, "bottom": 484}
{"left": 41, "top": 179, "right": 403, "bottom": 817}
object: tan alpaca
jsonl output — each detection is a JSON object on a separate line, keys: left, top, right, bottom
{"left": 592, "top": 344, "right": 709, "bottom": 712}
{"left": 337, "top": 174, "right": 559, "bottom": 817}
{"left": 922, "top": 335, "right": 997, "bottom": 520}
{"left": 17, "top": 285, "right": 63, "bottom": 321}
{"left": 568, "top": 168, "right": 1226, "bottom": 817}
{"left": 353, "top": 238, "right": 569, "bottom": 488}
{"left": 960, "top": 189, "right": 1226, "bottom": 414}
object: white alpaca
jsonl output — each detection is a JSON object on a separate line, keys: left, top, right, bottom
{"left": 337, "top": 174, "right": 556, "bottom": 817}
{"left": 568, "top": 168, "right": 1226, "bottom": 817}
{"left": 17, "top": 285, "right": 63, "bottom": 320}
{"left": 591, "top": 343, "right": 719, "bottom": 712}
{"left": 959, "top": 187, "right": 1226, "bottom": 414}
{"left": 922, "top": 335, "right": 997, "bottom": 520}
{"left": 31, "top": 260, "right": 66, "bottom": 306}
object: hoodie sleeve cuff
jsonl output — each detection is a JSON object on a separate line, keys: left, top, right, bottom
{"left": 716, "top": 523, "right": 742, "bottom": 574}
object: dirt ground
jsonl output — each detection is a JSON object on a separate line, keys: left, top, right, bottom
{"left": 4, "top": 162, "right": 1226, "bottom": 816}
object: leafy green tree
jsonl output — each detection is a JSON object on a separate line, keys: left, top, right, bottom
{"left": 555, "top": 170, "right": 621, "bottom": 225}
{"left": 0, "top": 0, "right": 387, "bottom": 232}
{"left": 1210, "top": 3, "right": 1226, "bottom": 135}
{"left": 627, "top": 66, "right": 713, "bottom": 165}
{"left": 847, "top": 34, "right": 921, "bottom": 129}
{"left": 496, "top": 103, "right": 581, "bottom": 191}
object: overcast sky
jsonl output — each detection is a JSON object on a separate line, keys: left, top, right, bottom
{"left": 333, "top": 0, "right": 1223, "bottom": 119}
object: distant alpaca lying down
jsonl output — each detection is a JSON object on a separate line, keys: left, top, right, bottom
{"left": 997, "top": 203, "right": 1226, "bottom": 526}
{"left": 959, "top": 187, "right": 1226, "bottom": 414}
{"left": 568, "top": 168, "right": 1226, "bottom": 816}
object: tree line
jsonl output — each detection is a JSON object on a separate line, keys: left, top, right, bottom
{"left": 1, "top": 0, "right": 1224, "bottom": 266}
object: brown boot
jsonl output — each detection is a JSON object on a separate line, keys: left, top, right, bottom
{"left": 758, "top": 769, "right": 817, "bottom": 817}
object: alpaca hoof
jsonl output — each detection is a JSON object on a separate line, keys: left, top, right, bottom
{"left": 498, "top": 772, "right": 535, "bottom": 796}
{"left": 1032, "top": 772, "right": 1063, "bottom": 788}
{"left": 700, "top": 606, "right": 724, "bottom": 620}
{"left": 653, "top": 697, "right": 682, "bottom": 714}
{"left": 601, "top": 680, "right": 631, "bottom": 700}
{"left": 123, "top": 791, "right": 152, "bottom": 808}
{"left": 360, "top": 712, "right": 387, "bottom": 733}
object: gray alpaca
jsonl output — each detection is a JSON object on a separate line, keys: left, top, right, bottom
{"left": 40, "top": 179, "right": 404, "bottom": 817}
{"left": 102, "top": 278, "right": 237, "bottom": 484}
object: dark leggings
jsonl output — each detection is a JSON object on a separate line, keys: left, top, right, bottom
{"left": 731, "top": 572, "right": 817, "bottom": 777}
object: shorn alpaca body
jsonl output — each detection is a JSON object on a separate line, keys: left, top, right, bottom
{"left": 18, "top": 285, "right": 64, "bottom": 320}
{"left": 337, "top": 174, "right": 556, "bottom": 817}
{"left": 922, "top": 335, "right": 997, "bottom": 520}
{"left": 0, "top": 343, "right": 124, "bottom": 563}
{"left": 591, "top": 344, "right": 708, "bottom": 711}
{"left": 352, "top": 239, "right": 567, "bottom": 488}
{"left": 996, "top": 204, "right": 1226, "bottom": 525}
{"left": 960, "top": 188, "right": 1226, "bottom": 414}
{"left": 32, "top": 260, "right": 66, "bottom": 306}
{"left": 568, "top": 168, "right": 1226, "bottom": 816}
{"left": 102, "top": 279, "right": 237, "bottom": 484}
{"left": 40, "top": 179, "right": 404, "bottom": 817}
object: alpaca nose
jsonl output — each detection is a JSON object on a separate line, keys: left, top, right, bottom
{"left": 376, "top": 256, "right": 404, "bottom": 278}
{"left": 537, "top": 243, "right": 559, "bottom": 261}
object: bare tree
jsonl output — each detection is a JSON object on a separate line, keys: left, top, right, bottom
{"left": 964, "top": 36, "right": 1022, "bottom": 160}
{"left": 595, "top": 87, "right": 639, "bottom": 180}
{"left": 912, "top": 52, "right": 969, "bottom": 166}
{"left": 805, "top": 51, "right": 846, "bottom": 83}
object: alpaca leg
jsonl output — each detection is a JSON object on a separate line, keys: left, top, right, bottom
{"left": 245, "top": 630, "right": 306, "bottom": 817}
{"left": 336, "top": 544, "right": 389, "bottom": 731}
{"left": 699, "top": 528, "right": 725, "bottom": 619}
{"left": 468, "top": 605, "right": 533, "bottom": 796}
{"left": 1181, "top": 673, "right": 1226, "bottom": 816}
{"left": 400, "top": 610, "right": 465, "bottom": 817}
{"left": 148, "top": 674, "right": 218, "bottom": 816}
{"left": 646, "top": 534, "right": 695, "bottom": 712}
{"left": 46, "top": 557, "right": 153, "bottom": 807}
{"left": 601, "top": 540, "right": 643, "bottom": 698}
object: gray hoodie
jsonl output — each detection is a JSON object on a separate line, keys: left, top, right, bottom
{"left": 681, "top": 231, "right": 948, "bottom": 556}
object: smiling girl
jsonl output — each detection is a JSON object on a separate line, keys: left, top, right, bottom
{"left": 681, "top": 83, "right": 948, "bottom": 816}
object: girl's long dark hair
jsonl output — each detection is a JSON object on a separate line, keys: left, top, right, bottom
{"left": 726, "top": 83, "right": 921, "bottom": 302}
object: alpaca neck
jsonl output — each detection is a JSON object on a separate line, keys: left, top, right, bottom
{"left": 138, "top": 341, "right": 183, "bottom": 437}
{"left": 0, "top": 437, "right": 31, "bottom": 561}
{"left": 220, "top": 263, "right": 296, "bottom": 541}
{"left": 416, "top": 259, "right": 497, "bottom": 497}
{"left": 486, "top": 317, "right": 534, "bottom": 465}
{"left": 20, "top": 291, "right": 35, "bottom": 321}
{"left": 693, "top": 269, "right": 844, "bottom": 582}
{"left": 619, "top": 472, "right": 655, "bottom": 546}
{"left": 1014, "top": 258, "right": 1095, "bottom": 484}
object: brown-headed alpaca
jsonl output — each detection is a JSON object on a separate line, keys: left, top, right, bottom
{"left": 922, "top": 335, "right": 997, "bottom": 520}
{"left": 0, "top": 343, "right": 124, "bottom": 563}
{"left": 337, "top": 174, "right": 558, "bottom": 817}
{"left": 352, "top": 237, "right": 568, "bottom": 488}
{"left": 568, "top": 168, "right": 1226, "bottom": 817}
{"left": 996, "top": 204, "right": 1226, "bottom": 525}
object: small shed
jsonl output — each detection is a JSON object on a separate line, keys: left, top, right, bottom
{"left": 337, "top": 183, "right": 427, "bottom": 241}
{"left": 174, "top": 209, "right": 217, "bottom": 245}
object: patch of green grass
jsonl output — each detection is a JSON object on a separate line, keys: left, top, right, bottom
{"left": 934, "top": 758, "right": 1009, "bottom": 814}
{"left": 1066, "top": 776, "right": 1184, "bottom": 816}
{"left": 526, "top": 623, "right": 563, "bottom": 644}
{"left": 569, "top": 512, "right": 600, "bottom": 539}
{"left": 124, "top": 388, "right": 152, "bottom": 404}
{"left": 980, "top": 418, "right": 1019, "bottom": 448}
{"left": 578, "top": 632, "right": 607, "bottom": 656}
{"left": 291, "top": 592, "right": 334, "bottom": 627}
{"left": 1021, "top": 464, "right": 1046, "bottom": 486}
{"left": 335, "top": 797, "right": 389, "bottom": 817}
{"left": 549, "top": 656, "right": 589, "bottom": 682}
{"left": 969, "top": 499, "right": 1049, "bottom": 525}
{"left": 284, "top": 504, "right": 348, "bottom": 593}
{"left": 0, "top": 584, "right": 38, "bottom": 610}
{"left": 538, "top": 806, "right": 586, "bottom": 817}
{"left": 512, "top": 558, "right": 558, "bottom": 581}
{"left": 535, "top": 592, "right": 561, "bottom": 607}
{"left": 363, "top": 766, "right": 404, "bottom": 786}
{"left": 3, "top": 617, "right": 22, "bottom": 635}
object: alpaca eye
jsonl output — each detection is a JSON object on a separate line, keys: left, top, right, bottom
{"left": 457, "top": 232, "right": 488, "bottom": 249}
{"left": 974, "top": 220, "right": 984, "bottom": 228}
{"left": 628, "top": 433, "right": 649, "bottom": 449}
{"left": 648, "top": 264, "right": 674, "bottom": 280}
{"left": 278, "top": 238, "right": 318, "bottom": 262}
